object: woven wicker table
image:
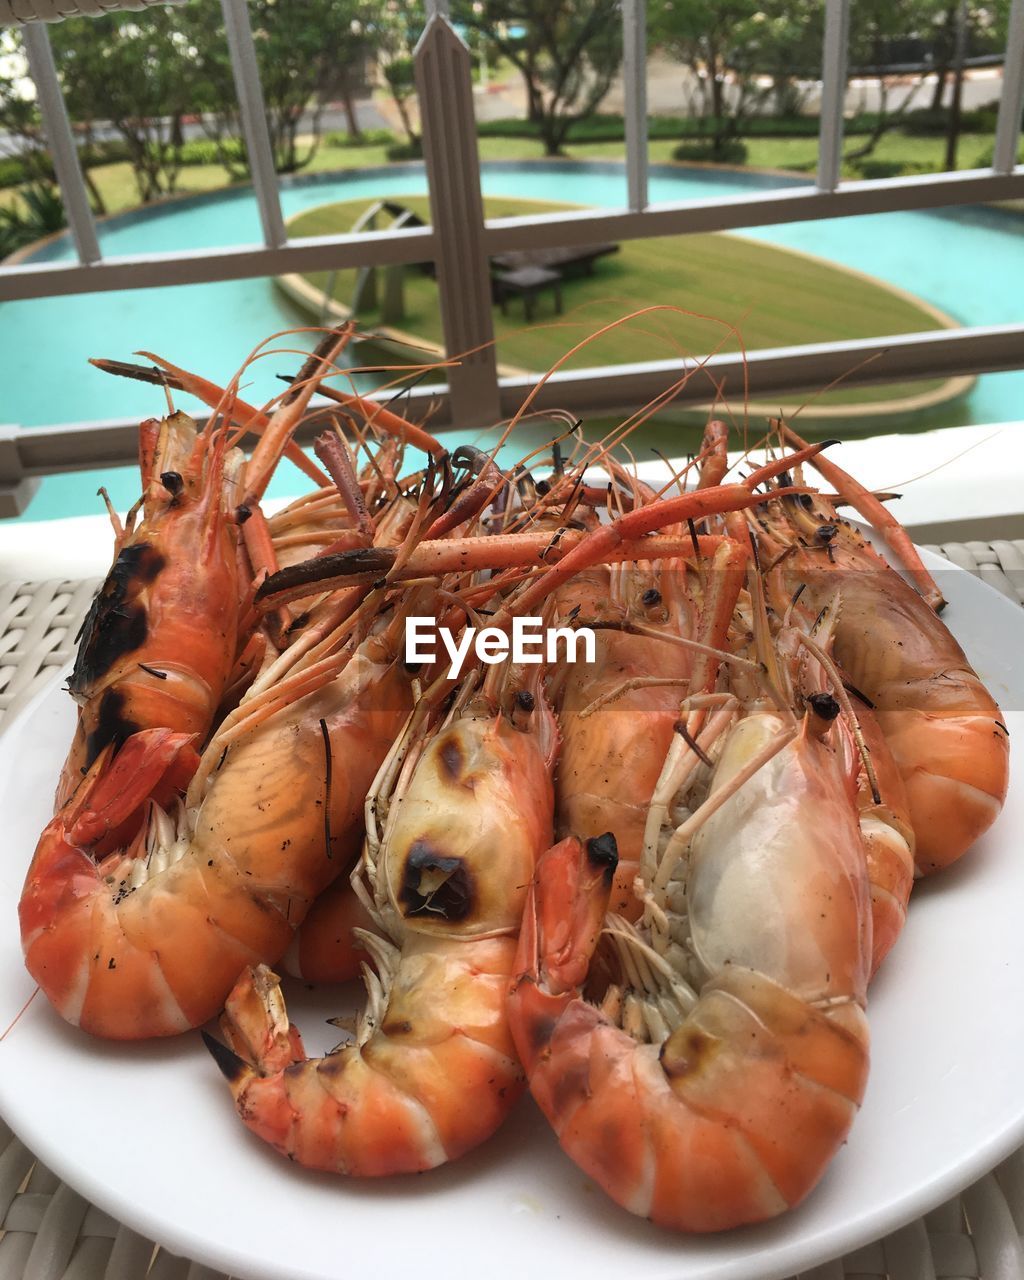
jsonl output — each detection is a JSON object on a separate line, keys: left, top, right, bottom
{"left": 2, "top": 542, "right": 1023, "bottom": 1280}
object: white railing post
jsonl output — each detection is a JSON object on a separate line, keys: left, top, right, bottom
{"left": 0, "top": 425, "right": 41, "bottom": 519}
{"left": 414, "top": 14, "right": 500, "bottom": 428}
{"left": 817, "top": 0, "right": 851, "bottom": 193}
{"left": 622, "top": 0, "right": 649, "bottom": 212}
{"left": 20, "top": 22, "right": 102, "bottom": 267}
{"left": 219, "top": 0, "right": 287, "bottom": 248}
{"left": 993, "top": 0, "right": 1024, "bottom": 175}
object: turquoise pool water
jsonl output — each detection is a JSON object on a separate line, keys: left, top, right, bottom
{"left": 3, "top": 161, "right": 1022, "bottom": 520}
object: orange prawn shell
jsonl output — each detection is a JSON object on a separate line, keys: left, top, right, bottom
{"left": 509, "top": 720, "right": 872, "bottom": 1234}
{"left": 557, "top": 629, "right": 691, "bottom": 915}
{"left": 553, "top": 562, "right": 696, "bottom": 916}
{"left": 23, "top": 646, "right": 415, "bottom": 1039}
{"left": 221, "top": 937, "right": 524, "bottom": 1176}
{"left": 383, "top": 711, "right": 554, "bottom": 936}
{"left": 765, "top": 517, "right": 1009, "bottom": 873}
{"left": 59, "top": 412, "right": 243, "bottom": 805}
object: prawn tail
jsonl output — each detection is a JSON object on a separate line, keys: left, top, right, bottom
{"left": 218, "top": 963, "right": 306, "bottom": 1075}
{"left": 66, "top": 728, "right": 199, "bottom": 851}
{"left": 21, "top": 728, "right": 200, "bottom": 1036}
{"left": 203, "top": 966, "right": 303, "bottom": 1155}
{"left": 23, "top": 728, "right": 197, "bottom": 931}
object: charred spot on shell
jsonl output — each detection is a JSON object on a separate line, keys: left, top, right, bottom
{"left": 399, "top": 840, "right": 474, "bottom": 921}
{"left": 235, "top": 504, "right": 252, "bottom": 525}
{"left": 548, "top": 1048, "right": 594, "bottom": 1117}
{"left": 528, "top": 1011, "right": 558, "bottom": 1056}
{"left": 586, "top": 832, "right": 618, "bottom": 885}
{"left": 85, "top": 689, "right": 141, "bottom": 769}
{"left": 660, "top": 1027, "right": 716, "bottom": 1079}
{"left": 515, "top": 689, "right": 535, "bottom": 713}
{"left": 70, "top": 542, "right": 165, "bottom": 692}
{"left": 202, "top": 1031, "right": 250, "bottom": 1083}
{"left": 808, "top": 691, "right": 841, "bottom": 722}
{"left": 383, "top": 1018, "right": 414, "bottom": 1036}
{"left": 815, "top": 523, "right": 837, "bottom": 545}
{"left": 439, "top": 736, "right": 465, "bottom": 783}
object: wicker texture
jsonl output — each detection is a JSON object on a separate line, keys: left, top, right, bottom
{"left": 922, "top": 540, "right": 1024, "bottom": 608}
{"left": 0, "top": 580, "right": 100, "bottom": 729}
{"left": 1, "top": 0, "right": 183, "bottom": 26}
{"left": 0, "top": 541, "right": 1022, "bottom": 1280}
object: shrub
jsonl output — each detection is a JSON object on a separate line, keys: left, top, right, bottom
{"left": 0, "top": 156, "right": 28, "bottom": 188}
{"left": 386, "top": 139, "right": 423, "bottom": 161}
{"left": 0, "top": 183, "right": 66, "bottom": 259}
{"left": 0, "top": 152, "right": 55, "bottom": 188}
{"left": 849, "top": 157, "right": 935, "bottom": 180}
{"left": 901, "top": 106, "right": 998, "bottom": 135}
{"left": 672, "top": 139, "right": 748, "bottom": 164}
{"left": 176, "top": 137, "right": 247, "bottom": 166}
{"left": 325, "top": 128, "right": 395, "bottom": 148}
{"left": 476, "top": 112, "right": 880, "bottom": 144}
{"left": 849, "top": 158, "right": 904, "bottom": 180}
{"left": 83, "top": 139, "right": 131, "bottom": 166}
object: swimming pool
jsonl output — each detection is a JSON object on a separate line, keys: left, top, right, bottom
{"left": 4, "top": 161, "right": 1021, "bottom": 520}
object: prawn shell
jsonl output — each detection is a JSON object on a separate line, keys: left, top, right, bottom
{"left": 689, "top": 715, "right": 870, "bottom": 1005}
{"left": 557, "top": 628, "right": 692, "bottom": 917}
{"left": 60, "top": 412, "right": 243, "bottom": 803}
{"left": 384, "top": 714, "right": 553, "bottom": 936}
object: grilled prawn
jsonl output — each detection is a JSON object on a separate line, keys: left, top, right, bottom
{"left": 205, "top": 654, "right": 557, "bottom": 1174}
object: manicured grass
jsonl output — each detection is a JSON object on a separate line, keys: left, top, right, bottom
{"left": 1, "top": 127, "right": 1007, "bottom": 220}
{"left": 597, "top": 131, "right": 1005, "bottom": 176}
{"left": 288, "top": 194, "right": 950, "bottom": 410}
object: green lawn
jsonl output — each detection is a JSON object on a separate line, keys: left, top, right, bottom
{"left": 288, "top": 194, "right": 953, "bottom": 413}
{"left": 1, "top": 128, "right": 1007, "bottom": 219}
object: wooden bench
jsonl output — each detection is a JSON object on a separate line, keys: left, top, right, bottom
{"left": 492, "top": 243, "right": 619, "bottom": 278}
{"left": 493, "top": 265, "right": 563, "bottom": 322}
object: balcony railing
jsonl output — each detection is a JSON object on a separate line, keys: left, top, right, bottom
{"left": 1, "top": 0, "right": 1023, "bottom": 515}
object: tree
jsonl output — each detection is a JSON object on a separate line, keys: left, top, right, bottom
{"left": 373, "top": 3, "right": 425, "bottom": 154}
{"left": 938, "top": 0, "right": 1010, "bottom": 169}
{"left": 383, "top": 56, "right": 420, "bottom": 151}
{"left": 453, "top": 0, "right": 623, "bottom": 157}
{"left": 742, "top": 3, "right": 823, "bottom": 118}
{"left": 650, "top": 0, "right": 821, "bottom": 156}
{"left": 0, "top": 33, "right": 47, "bottom": 180}
{"left": 842, "top": 0, "right": 945, "bottom": 163}
{"left": 0, "top": 31, "right": 79, "bottom": 242}
{"left": 837, "top": 0, "right": 1010, "bottom": 171}
{"left": 49, "top": 11, "right": 196, "bottom": 203}
{"left": 177, "top": 0, "right": 380, "bottom": 176}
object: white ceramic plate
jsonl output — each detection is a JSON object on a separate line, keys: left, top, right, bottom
{"left": 0, "top": 548, "right": 1021, "bottom": 1280}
